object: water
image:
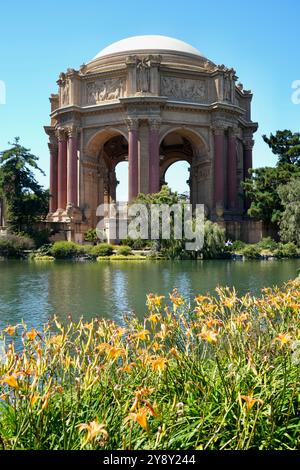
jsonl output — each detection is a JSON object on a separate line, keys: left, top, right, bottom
{"left": 0, "top": 259, "right": 299, "bottom": 330}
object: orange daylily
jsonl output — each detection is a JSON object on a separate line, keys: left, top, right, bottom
{"left": 240, "top": 394, "right": 264, "bottom": 412}
{"left": 26, "top": 328, "right": 38, "bottom": 341}
{"left": 125, "top": 407, "right": 149, "bottom": 430}
{"left": 274, "top": 333, "right": 292, "bottom": 347}
{"left": 1, "top": 374, "right": 19, "bottom": 389}
{"left": 4, "top": 325, "right": 17, "bottom": 336}
{"left": 150, "top": 356, "right": 168, "bottom": 373}
{"left": 77, "top": 419, "right": 108, "bottom": 444}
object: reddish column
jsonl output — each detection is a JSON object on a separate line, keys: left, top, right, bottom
{"left": 57, "top": 129, "right": 67, "bottom": 210}
{"left": 213, "top": 127, "right": 225, "bottom": 212}
{"left": 149, "top": 122, "right": 160, "bottom": 194}
{"left": 128, "top": 122, "right": 139, "bottom": 201}
{"left": 227, "top": 131, "right": 237, "bottom": 210}
{"left": 67, "top": 127, "right": 78, "bottom": 207}
{"left": 243, "top": 139, "right": 253, "bottom": 210}
{"left": 49, "top": 141, "right": 58, "bottom": 213}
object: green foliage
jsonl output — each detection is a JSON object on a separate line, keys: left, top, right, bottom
{"left": 116, "top": 245, "right": 132, "bottom": 256}
{"left": 239, "top": 244, "right": 261, "bottom": 259}
{"left": 0, "top": 138, "right": 49, "bottom": 234}
{"left": 49, "top": 241, "right": 82, "bottom": 259}
{"left": 256, "top": 237, "right": 278, "bottom": 251}
{"left": 84, "top": 229, "right": 99, "bottom": 243}
{"left": 0, "top": 233, "right": 34, "bottom": 258}
{"left": 89, "top": 243, "right": 114, "bottom": 257}
{"left": 274, "top": 242, "right": 299, "bottom": 259}
{"left": 230, "top": 240, "right": 246, "bottom": 252}
{"left": 202, "top": 220, "right": 226, "bottom": 259}
{"left": 263, "top": 130, "right": 300, "bottom": 166}
{"left": 243, "top": 164, "right": 300, "bottom": 225}
{"left": 277, "top": 178, "right": 300, "bottom": 246}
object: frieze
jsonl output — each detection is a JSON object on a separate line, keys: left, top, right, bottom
{"left": 86, "top": 78, "right": 126, "bottom": 104}
{"left": 161, "top": 76, "right": 207, "bottom": 103}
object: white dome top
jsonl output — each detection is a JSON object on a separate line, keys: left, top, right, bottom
{"left": 93, "top": 35, "right": 203, "bottom": 59}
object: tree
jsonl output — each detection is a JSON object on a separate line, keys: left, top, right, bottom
{"left": 263, "top": 130, "right": 300, "bottom": 166}
{"left": 0, "top": 138, "right": 49, "bottom": 235}
{"left": 277, "top": 178, "right": 300, "bottom": 246}
{"left": 242, "top": 164, "right": 300, "bottom": 225}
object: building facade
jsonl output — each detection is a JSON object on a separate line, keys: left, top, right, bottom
{"left": 45, "top": 35, "right": 258, "bottom": 242}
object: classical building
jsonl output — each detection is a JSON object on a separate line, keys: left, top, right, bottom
{"left": 45, "top": 35, "right": 258, "bottom": 242}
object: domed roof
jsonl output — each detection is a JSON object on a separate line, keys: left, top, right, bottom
{"left": 93, "top": 35, "right": 203, "bottom": 60}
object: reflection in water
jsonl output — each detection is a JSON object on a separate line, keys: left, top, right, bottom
{"left": 0, "top": 259, "right": 299, "bottom": 331}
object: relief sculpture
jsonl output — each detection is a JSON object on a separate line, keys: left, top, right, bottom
{"left": 161, "top": 76, "right": 206, "bottom": 102}
{"left": 87, "top": 78, "right": 125, "bottom": 104}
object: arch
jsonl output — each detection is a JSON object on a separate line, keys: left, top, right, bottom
{"left": 164, "top": 160, "right": 191, "bottom": 199}
{"left": 159, "top": 126, "right": 209, "bottom": 157}
{"left": 85, "top": 126, "right": 128, "bottom": 158}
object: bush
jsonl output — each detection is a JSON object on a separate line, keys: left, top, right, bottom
{"left": 257, "top": 237, "right": 278, "bottom": 251}
{"left": 89, "top": 243, "right": 114, "bottom": 257}
{"left": 116, "top": 245, "right": 132, "bottom": 256}
{"left": 240, "top": 244, "right": 261, "bottom": 259}
{"left": 49, "top": 241, "right": 81, "bottom": 259}
{"left": 274, "top": 242, "right": 299, "bottom": 258}
{"left": 202, "top": 221, "right": 226, "bottom": 259}
{"left": 0, "top": 233, "right": 34, "bottom": 258}
{"left": 84, "top": 229, "right": 99, "bottom": 244}
{"left": 230, "top": 240, "right": 246, "bottom": 252}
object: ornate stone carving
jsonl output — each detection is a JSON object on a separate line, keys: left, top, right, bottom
{"left": 125, "top": 118, "right": 139, "bottom": 131}
{"left": 161, "top": 76, "right": 206, "bottom": 102}
{"left": 136, "top": 57, "right": 151, "bottom": 93}
{"left": 86, "top": 77, "right": 125, "bottom": 104}
{"left": 149, "top": 118, "right": 161, "bottom": 130}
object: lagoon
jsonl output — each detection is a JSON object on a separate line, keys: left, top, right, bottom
{"left": 0, "top": 259, "right": 299, "bottom": 330}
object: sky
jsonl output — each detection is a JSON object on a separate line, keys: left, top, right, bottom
{"left": 0, "top": 0, "right": 299, "bottom": 200}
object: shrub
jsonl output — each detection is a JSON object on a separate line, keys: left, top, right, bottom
{"left": 49, "top": 241, "right": 81, "bottom": 259}
{"left": 202, "top": 221, "right": 226, "bottom": 259}
{"left": 230, "top": 240, "right": 246, "bottom": 252}
{"left": 274, "top": 242, "right": 299, "bottom": 258}
{"left": 257, "top": 237, "right": 278, "bottom": 251}
{"left": 240, "top": 244, "right": 261, "bottom": 259}
{"left": 116, "top": 245, "right": 132, "bottom": 256}
{"left": 0, "top": 233, "right": 34, "bottom": 258}
{"left": 84, "top": 229, "right": 99, "bottom": 244}
{"left": 89, "top": 243, "right": 114, "bottom": 257}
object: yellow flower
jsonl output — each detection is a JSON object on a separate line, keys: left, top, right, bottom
{"left": 30, "top": 394, "right": 40, "bottom": 407}
{"left": 147, "top": 294, "right": 165, "bottom": 308}
{"left": 4, "top": 325, "right": 16, "bottom": 336}
{"left": 169, "top": 289, "right": 184, "bottom": 310}
{"left": 235, "top": 313, "right": 249, "bottom": 326}
{"left": 195, "top": 295, "right": 209, "bottom": 304}
{"left": 274, "top": 333, "right": 292, "bottom": 347}
{"left": 125, "top": 407, "right": 149, "bottom": 430}
{"left": 198, "top": 327, "right": 218, "bottom": 344}
{"left": 147, "top": 313, "right": 160, "bottom": 324}
{"left": 26, "top": 328, "right": 38, "bottom": 341}
{"left": 107, "top": 347, "right": 125, "bottom": 360}
{"left": 78, "top": 419, "right": 108, "bottom": 444}
{"left": 132, "top": 330, "right": 150, "bottom": 341}
{"left": 240, "top": 394, "right": 264, "bottom": 412}
{"left": 1, "top": 374, "right": 19, "bottom": 389}
{"left": 150, "top": 356, "right": 168, "bottom": 373}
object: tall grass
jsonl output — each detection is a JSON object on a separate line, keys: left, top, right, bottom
{"left": 0, "top": 279, "right": 300, "bottom": 449}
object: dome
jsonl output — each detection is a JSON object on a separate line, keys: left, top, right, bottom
{"left": 92, "top": 35, "right": 203, "bottom": 60}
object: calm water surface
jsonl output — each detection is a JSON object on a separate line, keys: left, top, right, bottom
{"left": 0, "top": 259, "right": 299, "bottom": 330}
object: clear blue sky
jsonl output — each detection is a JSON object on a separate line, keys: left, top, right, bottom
{"left": 0, "top": 0, "right": 299, "bottom": 200}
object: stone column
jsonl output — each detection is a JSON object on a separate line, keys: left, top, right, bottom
{"left": 57, "top": 128, "right": 67, "bottom": 210}
{"left": 127, "top": 119, "right": 139, "bottom": 201}
{"left": 243, "top": 137, "right": 254, "bottom": 210}
{"left": 148, "top": 119, "right": 160, "bottom": 194}
{"left": 227, "top": 128, "right": 238, "bottom": 210}
{"left": 49, "top": 139, "right": 58, "bottom": 213}
{"left": 67, "top": 126, "right": 78, "bottom": 207}
{"left": 213, "top": 125, "right": 225, "bottom": 215}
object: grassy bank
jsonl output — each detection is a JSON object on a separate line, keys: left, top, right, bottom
{"left": 0, "top": 279, "right": 300, "bottom": 449}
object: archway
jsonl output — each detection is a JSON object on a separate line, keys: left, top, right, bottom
{"left": 164, "top": 160, "right": 190, "bottom": 200}
{"left": 159, "top": 129, "right": 206, "bottom": 206}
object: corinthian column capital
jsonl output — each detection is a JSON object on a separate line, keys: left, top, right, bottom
{"left": 149, "top": 118, "right": 161, "bottom": 131}
{"left": 244, "top": 137, "right": 254, "bottom": 150}
{"left": 126, "top": 118, "right": 139, "bottom": 131}
{"left": 56, "top": 127, "right": 67, "bottom": 141}
{"left": 212, "top": 120, "right": 227, "bottom": 135}
{"left": 67, "top": 125, "right": 78, "bottom": 138}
